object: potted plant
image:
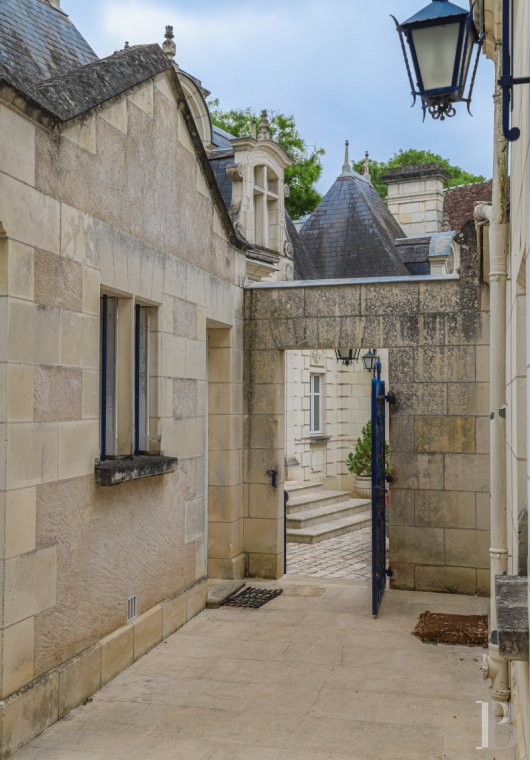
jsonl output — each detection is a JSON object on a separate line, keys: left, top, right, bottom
{"left": 346, "top": 421, "right": 389, "bottom": 499}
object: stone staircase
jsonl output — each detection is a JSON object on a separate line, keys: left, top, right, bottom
{"left": 285, "top": 481, "right": 371, "bottom": 544}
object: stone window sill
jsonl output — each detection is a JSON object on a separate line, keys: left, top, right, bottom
{"left": 495, "top": 575, "right": 528, "bottom": 661}
{"left": 95, "top": 455, "right": 178, "bottom": 486}
{"left": 306, "top": 435, "right": 330, "bottom": 444}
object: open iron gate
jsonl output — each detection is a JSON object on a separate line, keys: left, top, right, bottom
{"left": 371, "top": 360, "right": 393, "bottom": 617}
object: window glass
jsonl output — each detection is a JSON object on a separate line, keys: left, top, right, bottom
{"left": 100, "top": 295, "right": 117, "bottom": 458}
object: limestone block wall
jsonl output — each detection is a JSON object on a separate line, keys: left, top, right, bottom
{"left": 505, "top": 1, "right": 530, "bottom": 753}
{"left": 244, "top": 224, "right": 490, "bottom": 590}
{"left": 0, "top": 72, "right": 246, "bottom": 757}
{"left": 285, "top": 349, "right": 388, "bottom": 490}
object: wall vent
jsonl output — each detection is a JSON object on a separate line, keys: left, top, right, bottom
{"left": 127, "top": 595, "right": 137, "bottom": 623}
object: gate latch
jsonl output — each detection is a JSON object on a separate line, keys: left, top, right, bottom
{"left": 267, "top": 468, "right": 278, "bottom": 488}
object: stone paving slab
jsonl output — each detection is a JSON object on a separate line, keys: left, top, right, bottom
{"left": 15, "top": 577, "right": 515, "bottom": 760}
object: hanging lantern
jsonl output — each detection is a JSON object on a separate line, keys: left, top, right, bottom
{"left": 392, "top": 0, "right": 482, "bottom": 121}
{"left": 335, "top": 348, "right": 360, "bottom": 367}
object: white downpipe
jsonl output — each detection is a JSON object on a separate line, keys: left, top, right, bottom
{"left": 474, "top": 45, "right": 510, "bottom": 704}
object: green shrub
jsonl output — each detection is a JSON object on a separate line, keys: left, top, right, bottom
{"left": 346, "top": 420, "right": 389, "bottom": 477}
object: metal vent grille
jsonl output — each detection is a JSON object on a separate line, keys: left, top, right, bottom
{"left": 127, "top": 595, "right": 137, "bottom": 623}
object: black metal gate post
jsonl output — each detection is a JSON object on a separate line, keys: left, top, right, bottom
{"left": 371, "top": 359, "right": 392, "bottom": 617}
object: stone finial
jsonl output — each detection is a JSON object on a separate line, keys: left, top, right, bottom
{"left": 124, "top": 41, "right": 130, "bottom": 49}
{"left": 342, "top": 140, "right": 350, "bottom": 173}
{"left": 363, "top": 151, "right": 371, "bottom": 181}
{"left": 251, "top": 118, "right": 257, "bottom": 140}
{"left": 258, "top": 110, "right": 270, "bottom": 141}
{"left": 340, "top": 140, "right": 353, "bottom": 177}
{"left": 162, "top": 25, "right": 176, "bottom": 59}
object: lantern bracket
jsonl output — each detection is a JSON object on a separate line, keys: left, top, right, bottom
{"left": 500, "top": 0, "right": 530, "bottom": 142}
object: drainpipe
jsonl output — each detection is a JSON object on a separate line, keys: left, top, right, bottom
{"left": 474, "top": 44, "right": 510, "bottom": 705}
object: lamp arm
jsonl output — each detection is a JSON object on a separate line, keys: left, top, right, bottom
{"left": 391, "top": 15, "right": 417, "bottom": 107}
{"left": 465, "top": 34, "right": 484, "bottom": 116}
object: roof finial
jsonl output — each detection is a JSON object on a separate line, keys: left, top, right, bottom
{"left": 258, "top": 110, "right": 270, "bottom": 141}
{"left": 342, "top": 140, "right": 350, "bottom": 173}
{"left": 363, "top": 150, "right": 371, "bottom": 181}
{"left": 162, "top": 25, "right": 176, "bottom": 59}
{"left": 124, "top": 41, "right": 130, "bottom": 49}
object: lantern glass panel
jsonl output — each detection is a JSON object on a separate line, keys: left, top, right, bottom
{"left": 459, "top": 23, "right": 475, "bottom": 91}
{"left": 410, "top": 21, "right": 461, "bottom": 92}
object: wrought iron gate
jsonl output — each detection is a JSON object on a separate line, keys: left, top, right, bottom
{"left": 371, "top": 359, "right": 392, "bottom": 617}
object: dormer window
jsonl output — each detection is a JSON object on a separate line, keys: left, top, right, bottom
{"left": 253, "top": 165, "right": 279, "bottom": 250}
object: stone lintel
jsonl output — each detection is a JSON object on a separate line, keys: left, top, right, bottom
{"left": 495, "top": 575, "right": 529, "bottom": 660}
{"left": 95, "top": 455, "right": 178, "bottom": 486}
{"left": 381, "top": 164, "right": 451, "bottom": 185}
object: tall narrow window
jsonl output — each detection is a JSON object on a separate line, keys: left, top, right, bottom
{"left": 100, "top": 295, "right": 118, "bottom": 459}
{"left": 310, "top": 373, "right": 322, "bottom": 434}
{"left": 135, "top": 304, "right": 150, "bottom": 454}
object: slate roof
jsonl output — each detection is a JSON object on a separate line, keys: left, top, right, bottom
{"left": 394, "top": 237, "right": 431, "bottom": 276}
{"left": 443, "top": 179, "right": 493, "bottom": 232}
{"left": 0, "top": 0, "right": 171, "bottom": 122}
{"left": 300, "top": 171, "right": 409, "bottom": 279}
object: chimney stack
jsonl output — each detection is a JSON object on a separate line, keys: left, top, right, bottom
{"left": 381, "top": 164, "right": 450, "bottom": 237}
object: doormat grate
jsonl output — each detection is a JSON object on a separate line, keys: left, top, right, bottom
{"left": 413, "top": 612, "right": 488, "bottom": 647}
{"left": 222, "top": 587, "right": 283, "bottom": 609}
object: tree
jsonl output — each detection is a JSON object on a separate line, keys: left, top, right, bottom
{"left": 353, "top": 148, "right": 486, "bottom": 200}
{"left": 208, "top": 99, "right": 325, "bottom": 219}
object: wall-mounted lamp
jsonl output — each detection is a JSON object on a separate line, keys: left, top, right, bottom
{"left": 392, "top": 0, "right": 483, "bottom": 121}
{"left": 335, "top": 348, "right": 360, "bottom": 366}
{"left": 362, "top": 349, "right": 378, "bottom": 373}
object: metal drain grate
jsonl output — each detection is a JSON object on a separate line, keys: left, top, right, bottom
{"left": 222, "top": 587, "right": 283, "bottom": 609}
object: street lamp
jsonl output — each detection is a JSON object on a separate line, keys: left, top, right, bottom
{"left": 392, "top": 0, "right": 482, "bottom": 121}
{"left": 362, "top": 349, "right": 378, "bottom": 373}
{"left": 335, "top": 348, "right": 360, "bottom": 367}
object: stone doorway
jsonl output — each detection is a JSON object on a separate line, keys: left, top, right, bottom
{"left": 243, "top": 229, "right": 491, "bottom": 595}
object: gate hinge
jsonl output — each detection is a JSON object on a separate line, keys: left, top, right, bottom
{"left": 386, "top": 567, "right": 394, "bottom": 578}
{"left": 385, "top": 392, "right": 396, "bottom": 405}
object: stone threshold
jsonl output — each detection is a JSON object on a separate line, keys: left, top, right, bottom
{"left": 95, "top": 454, "right": 178, "bottom": 486}
{"left": 0, "top": 577, "right": 207, "bottom": 760}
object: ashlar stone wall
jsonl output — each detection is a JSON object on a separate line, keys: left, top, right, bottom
{"left": 0, "top": 70, "right": 247, "bottom": 757}
{"left": 244, "top": 223, "right": 491, "bottom": 593}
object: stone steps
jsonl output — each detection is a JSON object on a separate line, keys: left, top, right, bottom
{"left": 287, "top": 510, "right": 372, "bottom": 544}
{"left": 287, "top": 498, "right": 370, "bottom": 529}
{"left": 286, "top": 489, "right": 352, "bottom": 515}
{"left": 284, "top": 480, "right": 323, "bottom": 496}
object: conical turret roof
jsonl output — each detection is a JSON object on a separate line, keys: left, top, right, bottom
{"left": 299, "top": 144, "right": 409, "bottom": 279}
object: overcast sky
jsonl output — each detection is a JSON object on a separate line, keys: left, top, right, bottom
{"left": 61, "top": 0, "right": 495, "bottom": 193}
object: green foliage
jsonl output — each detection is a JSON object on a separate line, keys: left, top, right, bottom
{"left": 208, "top": 99, "right": 324, "bottom": 219}
{"left": 353, "top": 148, "right": 486, "bottom": 200}
{"left": 346, "top": 420, "right": 389, "bottom": 477}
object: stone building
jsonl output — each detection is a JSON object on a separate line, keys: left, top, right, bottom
{"left": 0, "top": 2, "right": 251, "bottom": 755}
{"left": 477, "top": 1, "right": 530, "bottom": 756}
{"left": 0, "top": 0, "right": 499, "bottom": 756}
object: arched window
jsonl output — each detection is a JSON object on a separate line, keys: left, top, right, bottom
{"left": 253, "top": 165, "right": 279, "bottom": 250}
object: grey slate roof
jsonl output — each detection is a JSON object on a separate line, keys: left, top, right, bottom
{"left": 0, "top": 0, "right": 171, "bottom": 122}
{"left": 0, "top": 0, "right": 97, "bottom": 80}
{"left": 394, "top": 237, "right": 431, "bottom": 276}
{"left": 300, "top": 172, "right": 409, "bottom": 279}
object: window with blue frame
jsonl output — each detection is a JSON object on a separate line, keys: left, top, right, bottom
{"left": 100, "top": 295, "right": 152, "bottom": 460}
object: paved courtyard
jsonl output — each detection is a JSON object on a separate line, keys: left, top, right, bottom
{"left": 15, "top": 577, "right": 513, "bottom": 760}
{"left": 286, "top": 528, "right": 372, "bottom": 579}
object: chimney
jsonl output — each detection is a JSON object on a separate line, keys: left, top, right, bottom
{"left": 381, "top": 164, "right": 450, "bottom": 238}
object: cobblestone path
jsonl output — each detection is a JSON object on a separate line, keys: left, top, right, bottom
{"left": 287, "top": 527, "right": 372, "bottom": 579}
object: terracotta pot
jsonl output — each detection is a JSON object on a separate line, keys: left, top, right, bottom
{"left": 354, "top": 474, "right": 372, "bottom": 499}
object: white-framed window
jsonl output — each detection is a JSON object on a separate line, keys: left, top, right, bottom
{"left": 100, "top": 295, "right": 152, "bottom": 459}
{"left": 310, "top": 373, "right": 323, "bottom": 435}
{"left": 253, "top": 164, "right": 279, "bottom": 250}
